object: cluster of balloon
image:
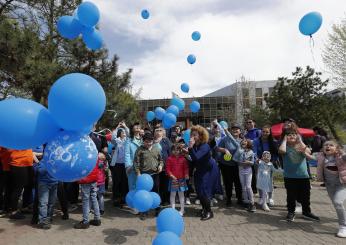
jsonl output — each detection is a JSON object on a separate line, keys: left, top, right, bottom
{"left": 125, "top": 174, "right": 161, "bottom": 212}
{"left": 299, "top": 11, "right": 323, "bottom": 37}
{"left": 57, "top": 1, "right": 103, "bottom": 50}
{"left": 153, "top": 208, "right": 185, "bottom": 245}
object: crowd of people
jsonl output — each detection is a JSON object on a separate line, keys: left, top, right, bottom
{"left": 0, "top": 118, "right": 345, "bottom": 238}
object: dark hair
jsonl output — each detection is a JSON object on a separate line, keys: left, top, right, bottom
{"left": 260, "top": 125, "right": 278, "bottom": 157}
{"left": 242, "top": 138, "right": 253, "bottom": 149}
{"left": 284, "top": 128, "right": 298, "bottom": 135}
{"left": 143, "top": 132, "right": 154, "bottom": 141}
{"left": 171, "top": 143, "right": 181, "bottom": 151}
{"left": 116, "top": 127, "right": 125, "bottom": 138}
{"left": 130, "top": 122, "right": 141, "bottom": 139}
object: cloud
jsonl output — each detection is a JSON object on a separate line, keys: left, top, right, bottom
{"left": 93, "top": 0, "right": 346, "bottom": 99}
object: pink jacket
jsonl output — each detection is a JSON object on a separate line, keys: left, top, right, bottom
{"left": 97, "top": 159, "right": 107, "bottom": 186}
{"left": 316, "top": 152, "right": 346, "bottom": 184}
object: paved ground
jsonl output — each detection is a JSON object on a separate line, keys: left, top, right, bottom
{"left": 0, "top": 182, "right": 345, "bottom": 245}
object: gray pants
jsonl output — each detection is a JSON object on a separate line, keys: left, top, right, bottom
{"left": 325, "top": 171, "right": 346, "bottom": 227}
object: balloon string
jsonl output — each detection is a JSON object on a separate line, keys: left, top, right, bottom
{"left": 92, "top": 128, "right": 113, "bottom": 136}
{"left": 309, "top": 36, "right": 317, "bottom": 69}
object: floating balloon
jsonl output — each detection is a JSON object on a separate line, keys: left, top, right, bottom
{"left": 150, "top": 192, "right": 161, "bottom": 209}
{"left": 82, "top": 28, "right": 103, "bottom": 50}
{"left": 224, "top": 153, "right": 232, "bottom": 161}
{"left": 163, "top": 113, "right": 177, "bottom": 129}
{"left": 170, "top": 97, "right": 185, "bottom": 111}
{"left": 189, "top": 101, "right": 200, "bottom": 113}
{"left": 153, "top": 231, "right": 183, "bottom": 245}
{"left": 146, "top": 111, "right": 155, "bottom": 122}
{"left": 141, "top": 9, "right": 150, "bottom": 19}
{"left": 155, "top": 107, "right": 166, "bottom": 120}
{"left": 0, "top": 98, "right": 60, "bottom": 150}
{"left": 77, "top": 1, "right": 100, "bottom": 27}
{"left": 299, "top": 12, "right": 323, "bottom": 36}
{"left": 219, "top": 120, "right": 228, "bottom": 129}
{"left": 136, "top": 174, "right": 154, "bottom": 191}
{"left": 156, "top": 208, "right": 184, "bottom": 237}
{"left": 187, "top": 54, "right": 196, "bottom": 65}
{"left": 166, "top": 105, "right": 179, "bottom": 117}
{"left": 180, "top": 83, "right": 189, "bottom": 93}
{"left": 191, "top": 31, "right": 201, "bottom": 41}
{"left": 44, "top": 131, "right": 98, "bottom": 182}
{"left": 48, "top": 73, "right": 106, "bottom": 131}
{"left": 133, "top": 190, "right": 153, "bottom": 212}
{"left": 126, "top": 190, "right": 137, "bottom": 208}
{"left": 57, "top": 16, "right": 83, "bottom": 40}
{"left": 183, "top": 129, "right": 191, "bottom": 145}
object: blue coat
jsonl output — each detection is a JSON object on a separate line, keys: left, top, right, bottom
{"left": 245, "top": 128, "right": 261, "bottom": 140}
{"left": 124, "top": 138, "right": 142, "bottom": 191}
{"left": 218, "top": 130, "right": 243, "bottom": 165}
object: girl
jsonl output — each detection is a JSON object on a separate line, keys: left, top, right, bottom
{"left": 305, "top": 141, "right": 346, "bottom": 238}
{"left": 96, "top": 155, "right": 108, "bottom": 215}
{"left": 257, "top": 151, "right": 283, "bottom": 211}
{"left": 166, "top": 144, "right": 189, "bottom": 216}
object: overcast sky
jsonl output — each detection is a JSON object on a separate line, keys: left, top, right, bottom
{"left": 92, "top": 0, "right": 346, "bottom": 99}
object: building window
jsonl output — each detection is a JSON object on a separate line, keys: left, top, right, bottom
{"left": 268, "top": 87, "right": 274, "bottom": 95}
{"left": 243, "top": 98, "right": 250, "bottom": 109}
{"left": 256, "top": 88, "right": 262, "bottom": 97}
{"left": 242, "top": 88, "right": 249, "bottom": 98}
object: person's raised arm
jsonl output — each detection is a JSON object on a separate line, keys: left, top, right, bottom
{"left": 278, "top": 136, "right": 287, "bottom": 155}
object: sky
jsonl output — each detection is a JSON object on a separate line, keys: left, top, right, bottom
{"left": 92, "top": 0, "right": 346, "bottom": 99}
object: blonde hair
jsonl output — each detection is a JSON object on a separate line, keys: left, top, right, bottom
{"left": 190, "top": 125, "right": 209, "bottom": 144}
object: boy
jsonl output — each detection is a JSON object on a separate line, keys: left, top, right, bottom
{"left": 134, "top": 132, "right": 163, "bottom": 220}
{"left": 279, "top": 129, "right": 319, "bottom": 222}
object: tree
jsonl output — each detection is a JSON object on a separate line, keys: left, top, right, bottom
{"left": 247, "top": 105, "right": 272, "bottom": 128}
{"left": 323, "top": 17, "right": 346, "bottom": 87}
{"left": 265, "top": 66, "right": 346, "bottom": 141}
{"left": 0, "top": 0, "right": 140, "bottom": 127}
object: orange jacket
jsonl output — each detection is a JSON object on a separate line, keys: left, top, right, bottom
{"left": 8, "top": 149, "right": 33, "bottom": 167}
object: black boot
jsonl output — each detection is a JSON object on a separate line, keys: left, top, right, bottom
{"left": 201, "top": 211, "right": 214, "bottom": 221}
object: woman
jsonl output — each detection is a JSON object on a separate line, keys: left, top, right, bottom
{"left": 253, "top": 125, "right": 279, "bottom": 206}
{"left": 110, "top": 121, "right": 130, "bottom": 207}
{"left": 187, "top": 125, "right": 218, "bottom": 221}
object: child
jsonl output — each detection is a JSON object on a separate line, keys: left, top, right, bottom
{"left": 74, "top": 156, "right": 103, "bottom": 229}
{"left": 256, "top": 151, "right": 283, "bottom": 211}
{"left": 166, "top": 144, "right": 189, "bottom": 216}
{"left": 279, "top": 129, "right": 319, "bottom": 222}
{"left": 96, "top": 156, "right": 108, "bottom": 215}
{"left": 35, "top": 160, "right": 58, "bottom": 229}
{"left": 238, "top": 139, "right": 256, "bottom": 212}
{"left": 305, "top": 141, "right": 346, "bottom": 238}
{"left": 134, "top": 132, "right": 163, "bottom": 220}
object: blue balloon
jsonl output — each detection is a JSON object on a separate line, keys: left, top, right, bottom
{"left": 170, "top": 97, "right": 185, "bottom": 111}
{"left": 155, "top": 107, "right": 166, "bottom": 120}
{"left": 82, "top": 28, "right": 103, "bottom": 50}
{"left": 150, "top": 192, "right": 161, "bottom": 209}
{"left": 162, "top": 113, "right": 177, "bottom": 129}
{"left": 133, "top": 190, "right": 153, "bottom": 212}
{"left": 190, "top": 101, "right": 200, "bottom": 113}
{"left": 44, "top": 131, "right": 98, "bottom": 182}
{"left": 48, "top": 73, "right": 106, "bottom": 131}
{"left": 77, "top": 1, "right": 100, "bottom": 27}
{"left": 299, "top": 12, "right": 323, "bottom": 36}
{"left": 156, "top": 208, "right": 184, "bottom": 237}
{"left": 180, "top": 83, "right": 189, "bottom": 93}
{"left": 219, "top": 120, "right": 228, "bottom": 129}
{"left": 146, "top": 111, "right": 155, "bottom": 122}
{"left": 136, "top": 174, "right": 154, "bottom": 191}
{"left": 141, "top": 9, "right": 150, "bottom": 19}
{"left": 183, "top": 129, "right": 191, "bottom": 145}
{"left": 153, "top": 231, "right": 183, "bottom": 245}
{"left": 166, "top": 105, "right": 179, "bottom": 117}
{"left": 191, "top": 31, "right": 201, "bottom": 41}
{"left": 57, "top": 16, "right": 83, "bottom": 40}
{"left": 187, "top": 54, "right": 196, "bottom": 65}
{"left": 0, "top": 98, "right": 60, "bottom": 150}
{"left": 126, "top": 190, "right": 137, "bottom": 208}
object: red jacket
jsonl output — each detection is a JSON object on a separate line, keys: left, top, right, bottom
{"left": 166, "top": 155, "right": 189, "bottom": 179}
{"left": 79, "top": 159, "right": 99, "bottom": 184}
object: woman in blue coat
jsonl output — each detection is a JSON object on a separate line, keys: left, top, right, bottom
{"left": 187, "top": 125, "right": 217, "bottom": 221}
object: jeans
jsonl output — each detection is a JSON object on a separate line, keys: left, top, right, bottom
{"left": 126, "top": 169, "right": 137, "bottom": 191}
{"left": 239, "top": 172, "right": 254, "bottom": 203}
{"left": 81, "top": 182, "right": 100, "bottom": 223}
{"left": 38, "top": 182, "right": 57, "bottom": 224}
{"left": 284, "top": 178, "right": 311, "bottom": 214}
{"left": 325, "top": 171, "right": 346, "bottom": 227}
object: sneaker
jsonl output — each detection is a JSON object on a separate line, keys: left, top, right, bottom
{"left": 337, "top": 226, "right": 346, "bottom": 238}
{"left": 74, "top": 221, "right": 89, "bottom": 229}
{"left": 212, "top": 198, "right": 218, "bottom": 204}
{"left": 37, "top": 222, "right": 51, "bottom": 230}
{"left": 302, "top": 212, "right": 320, "bottom": 222}
{"left": 247, "top": 203, "right": 256, "bottom": 213}
{"left": 262, "top": 203, "right": 270, "bottom": 212}
{"left": 195, "top": 199, "right": 200, "bottom": 205}
{"left": 286, "top": 212, "right": 295, "bottom": 222}
{"left": 128, "top": 208, "right": 139, "bottom": 215}
{"left": 185, "top": 198, "right": 191, "bottom": 205}
{"left": 89, "top": 219, "right": 101, "bottom": 226}
{"left": 179, "top": 210, "right": 184, "bottom": 217}
{"left": 9, "top": 212, "right": 25, "bottom": 220}
{"left": 62, "top": 213, "right": 69, "bottom": 220}
{"left": 216, "top": 194, "right": 224, "bottom": 201}
{"left": 268, "top": 199, "right": 275, "bottom": 207}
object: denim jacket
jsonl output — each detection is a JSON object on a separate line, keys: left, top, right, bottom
{"left": 218, "top": 130, "right": 242, "bottom": 165}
